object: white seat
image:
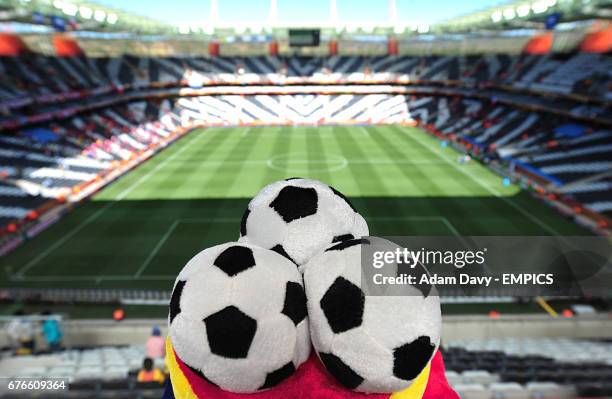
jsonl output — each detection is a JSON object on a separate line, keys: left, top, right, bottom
{"left": 75, "top": 365, "right": 104, "bottom": 380}
{"left": 454, "top": 383, "right": 492, "bottom": 399}
{"left": 526, "top": 382, "right": 575, "bottom": 399}
{"left": 47, "top": 366, "right": 76, "bottom": 377}
{"left": 15, "top": 366, "right": 47, "bottom": 377}
{"left": 490, "top": 382, "right": 529, "bottom": 399}
{"left": 462, "top": 370, "right": 498, "bottom": 385}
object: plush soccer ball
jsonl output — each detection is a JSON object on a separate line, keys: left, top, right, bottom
{"left": 239, "top": 178, "right": 368, "bottom": 267}
{"left": 303, "top": 237, "right": 441, "bottom": 393}
{"left": 168, "top": 242, "right": 311, "bottom": 393}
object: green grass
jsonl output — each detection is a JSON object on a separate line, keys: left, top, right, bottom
{"left": 0, "top": 125, "right": 587, "bottom": 291}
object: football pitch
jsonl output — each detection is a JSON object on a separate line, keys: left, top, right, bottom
{"left": 0, "top": 125, "right": 587, "bottom": 291}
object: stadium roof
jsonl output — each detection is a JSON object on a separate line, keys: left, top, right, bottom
{"left": 0, "top": 0, "right": 176, "bottom": 34}
{"left": 1, "top": 0, "right": 609, "bottom": 37}
{"left": 434, "top": 0, "right": 612, "bottom": 33}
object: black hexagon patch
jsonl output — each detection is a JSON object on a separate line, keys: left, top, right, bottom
{"left": 204, "top": 305, "right": 257, "bottom": 359}
{"left": 213, "top": 245, "right": 256, "bottom": 277}
{"left": 270, "top": 186, "right": 318, "bottom": 223}
{"left": 240, "top": 209, "right": 250, "bottom": 236}
{"left": 318, "top": 352, "right": 364, "bottom": 389}
{"left": 259, "top": 362, "right": 296, "bottom": 390}
{"left": 169, "top": 280, "right": 186, "bottom": 324}
{"left": 320, "top": 277, "right": 365, "bottom": 334}
{"left": 393, "top": 336, "right": 436, "bottom": 381}
{"left": 282, "top": 281, "right": 307, "bottom": 325}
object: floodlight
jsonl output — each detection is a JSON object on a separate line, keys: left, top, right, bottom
{"left": 79, "top": 6, "right": 92, "bottom": 19}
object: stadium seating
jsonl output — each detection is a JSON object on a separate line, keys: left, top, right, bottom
{"left": 3, "top": 339, "right": 612, "bottom": 398}
{"left": 0, "top": 52, "right": 610, "bottom": 236}
{"left": 2, "top": 54, "right": 611, "bottom": 106}
{"left": 0, "top": 100, "right": 185, "bottom": 230}
{"left": 442, "top": 338, "right": 612, "bottom": 398}
{"left": 0, "top": 345, "right": 164, "bottom": 398}
{"left": 405, "top": 95, "right": 612, "bottom": 219}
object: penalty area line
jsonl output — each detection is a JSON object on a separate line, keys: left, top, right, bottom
{"left": 134, "top": 220, "right": 180, "bottom": 278}
{"left": 9, "top": 275, "right": 176, "bottom": 282}
{"left": 12, "top": 131, "right": 206, "bottom": 279}
{"left": 400, "top": 127, "right": 563, "bottom": 236}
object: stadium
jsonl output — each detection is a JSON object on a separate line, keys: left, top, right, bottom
{"left": 0, "top": 0, "right": 611, "bottom": 397}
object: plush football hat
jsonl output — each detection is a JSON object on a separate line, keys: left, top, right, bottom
{"left": 168, "top": 242, "right": 310, "bottom": 393}
{"left": 165, "top": 181, "right": 457, "bottom": 399}
{"left": 239, "top": 178, "right": 369, "bottom": 267}
{"left": 303, "top": 237, "right": 442, "bottom": 393}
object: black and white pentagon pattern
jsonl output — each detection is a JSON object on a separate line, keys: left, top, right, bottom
{"left": 239, "top": 178, "right": 369, "bottom": 267}
{"left": 270, "top": 185, "right": 318, "bottom": 223}
{"left": 204, "top": 305, "right": 257, "bottom": 359}
{"left": 303, "top": 237, "right": 441, "bottom": 393}
{"left": 169, "top": 242, "right": 310, "bottom": 393}
{"left": 319, "top": 277, "right": 365, "bottom": 334}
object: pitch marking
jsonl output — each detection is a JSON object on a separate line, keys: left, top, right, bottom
{"left": 13, "top": 131, "right": 207, "bottom": 278}
{"left": 14, "top": 216, "right": 456, "bottom": 283}
{"left": 402, "top": 128, "right": 562, "bottom": 236}
{"left": 267, "top": 153, "right": 348, "bottom": 173}
{"left": 132, "top": 219, "right": 241, "bottom": 278}
{"left": 134, "top": 220, "right": 179, "bottom": 277}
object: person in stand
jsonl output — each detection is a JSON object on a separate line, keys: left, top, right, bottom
{"left": 6, "top": 310, "right": 35, "bottom": 355}
{"left": 137, "top": 357, "right": 165, "bottom": 384}
{"left": 41, "top": 310, "right": 63, "bottom": 352}
{"left": 145, "top": 326, "right": 165, "bottom": 359}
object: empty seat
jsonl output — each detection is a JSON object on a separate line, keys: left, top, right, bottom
{"left": 489, "top": 382, "right": 529, "bottom": 399}
{"left": 453, "top": 383, "right": 492, "bottom": 399}
{"left": 462, "top": 370, "right": 498, "bottom": 385}
{"left": 526, "top": 382, "right": 576, "bottom": 398}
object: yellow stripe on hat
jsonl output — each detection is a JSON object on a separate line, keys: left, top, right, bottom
{"left": 390, "top": 361, "right": 431, "bottom": 399}
{"left": 166, "top": 337, "right": 199, "bottom": 399}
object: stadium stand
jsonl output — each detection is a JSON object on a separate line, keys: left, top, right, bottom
{"left": 0, "top": 99, "right": 186, "bottom": 229}
{"left": 404, "top": 95, "right": 612, "bottom": 221}
{"left": 2, "top": 54, "right": 612, "bottom": 107}
{"left": 2, "top": 329, "right": 612, "bottom": 398}
{"left": 0, "top": 345, "right": 164, "bottom": 398}
{"left": 442, "top": 338, "right": 612, "bottom": 398}
{"left": 2, "top": 53, "right": 609, "bottom": 240}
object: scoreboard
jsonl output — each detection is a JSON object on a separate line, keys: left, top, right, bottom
{"left": 288, "top": 29, "right": 320, "bottom": 47}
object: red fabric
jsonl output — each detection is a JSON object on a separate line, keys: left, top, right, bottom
{"left": 422, "top": 350, "right": 460, "bottom": 399}
{"left": 329, "top": 40, "right": 338, "bottom": 56}
{"left": 523, "top": 32, "right": 553, "bottom": 54}
{"left": 388, "top": 39, "right": 398, "bottom": 56}
{"left": 209, "top": 42, "right": 220, "bottom": 57}
{"left": 175, "top": 349, "right": 458, "bottom": 399}
{"left": 580, "top": 27, "right": 612, "bottom": 53}
{"left": 0, "top": 33, "right": 28, "bottom": 56}
{"left": 53, "top": 34, "right": 83, "bottom": 56}
{"left": 269, "top": 41, "right": 279, "bottom": 56}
